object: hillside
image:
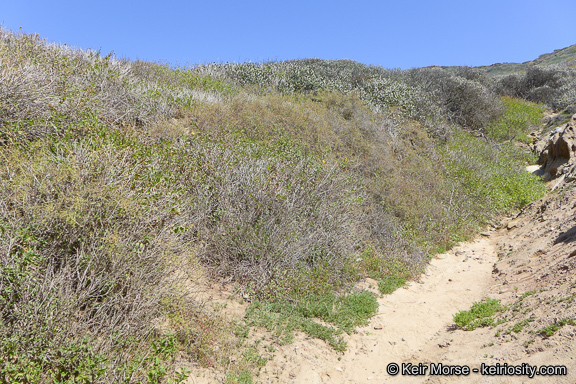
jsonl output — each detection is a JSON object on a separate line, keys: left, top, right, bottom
{"left": 479, "top": 44, "right": 576, "bottom": 74}
{"left": 243, "top": 113, "right": 576, "bottom": 384}
{"left": 1, "top": 28, "right": 575, "bottom": 383}
{"left": 532, "top": 44, "right": 576, "bottom": 67}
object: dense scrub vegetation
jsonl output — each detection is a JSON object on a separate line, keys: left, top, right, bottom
{"left": 0, "top": 28, "right": 554, "bottom": 382}
{"left": 495, "top": 65, "right": 576, "bottom": 110}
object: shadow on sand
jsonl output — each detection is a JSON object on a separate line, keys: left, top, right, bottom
{"left": 555, "top": 225, "right": 576, "bottom": 244}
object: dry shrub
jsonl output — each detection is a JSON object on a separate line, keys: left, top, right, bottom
{"left": 184, "top": 93, "right": 434, "bottom": 277}
{"left": 406, "top": 67, "right": 504, "bottom": 130}
{"left": 496, "top": 65, "right": 576, "bottom": 110}
{"left": 192, "top": 144, "right": 364, "bottom": 287}
{"left": 0, "top": 121, "right": 427, "bottom": 378}
{"left": 0, "top": 139, "right": 200, "bottom": 382}
{"left": 0, "top": 28, "right": 196, "bottom": 144}
{"left": 191, "top": 91, "right": 398, "bottom": 163}
{"left": 133, "top": 124, "right": 421, "bottom": 294}
{"left": 191, "top": 59, "right": 508, "bottom": 137}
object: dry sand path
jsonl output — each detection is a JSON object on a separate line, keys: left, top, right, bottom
{"left": 257, "top": 233, "right": 502, "bottom": 384}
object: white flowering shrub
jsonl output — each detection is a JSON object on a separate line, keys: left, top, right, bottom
{"left": 192, "top": 59, "right": 510, "bottom": 134}
{"left": 193, "top": 60, "right": 423, "bottom": 117}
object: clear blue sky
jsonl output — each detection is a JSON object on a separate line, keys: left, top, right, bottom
{"left": 3, "top": 0, "right": 576, "bottom": 69}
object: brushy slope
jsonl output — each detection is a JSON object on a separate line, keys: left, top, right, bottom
{"left": 0, "top": 28, "right": 548, "bottom": 383}
{"left": 482, "top": 43, "right": 576, "bottom": 74}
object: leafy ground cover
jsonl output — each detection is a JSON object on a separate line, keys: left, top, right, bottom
{"left": 453, "top": 299, "right": 504, "bottom": 331}
{"left": 485, "top": 96, "right": 546, "bottom": 142}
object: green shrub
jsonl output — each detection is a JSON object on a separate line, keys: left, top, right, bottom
{"left": 226, "top": 370, "right": 254, "bottom": 384}
{"left": 512, "top": 318, "right": 534, "bottom": 333}
{"left": 518, "top": 290, "right": 537, "bottom": 301}
{"left": 453, "top": 298, "right": 503, "bottom": 331}
{"left": 441, "top": 130, "right": 546, "bottom": 214}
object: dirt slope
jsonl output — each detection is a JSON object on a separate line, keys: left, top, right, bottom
{"left": 187, "top": 185, "right": 576, "bottom": 384}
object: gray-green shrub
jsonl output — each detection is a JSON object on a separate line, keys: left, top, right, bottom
{"left": 495, "top": 65, "right": 576, "bottom": 109}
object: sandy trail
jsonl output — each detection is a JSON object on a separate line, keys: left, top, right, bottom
{"left": 256, "top": 233, "right": 502, "bottom": 384}
{"left": 344, "top": 236, "right": 498, "bottom": 384}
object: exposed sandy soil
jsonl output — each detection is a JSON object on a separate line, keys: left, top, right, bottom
{"left": 255, "top": 235, "right": 498, "bottom": 384}
{"left": 187, "top": 184, "right": 576, "bottom": 384}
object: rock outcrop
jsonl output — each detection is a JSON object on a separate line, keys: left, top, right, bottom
{"left": 533, "top": 111, "right": 576, "bottom": 188}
